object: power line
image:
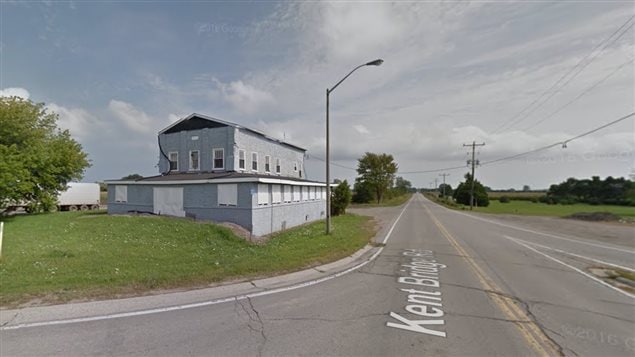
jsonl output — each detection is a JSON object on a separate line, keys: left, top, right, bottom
{"left": 523, "top": 58, "right": 634, "bottom": 132}
{"left": 491, "top": 15, "right": 634, "bottom": 134}
{"left": 306, "top": 154, "right": 357, "bottom": 171}
{"left": 482, "top": 112, "right": 634, "bottom": 166}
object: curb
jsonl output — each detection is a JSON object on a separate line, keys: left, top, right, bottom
{"left": 0, "top": 244, "right": 378, "bottom": 330}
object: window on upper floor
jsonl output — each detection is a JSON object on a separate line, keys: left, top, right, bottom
{"left": 238, "top": 150, "right": 246, "bottom": 170}
{"left": 190, "top": 150, "right": 200, "bottom": 171}
{"left": 251, "top": 152, "right": 258, "bottom": 171}
{"left": 265, "top": 155, "right": 271, "bottom": 173}
{"left": 213, "top": 148, "right": 224, "bottom": 170}
{"left": 169, "top": 152, "right": 178, "bottom": 171}
{"left": 275, "top": 158, "right": 281, "bottom": 175}
{"left": 294, "top": 162, "right": 298, "bottom": 172}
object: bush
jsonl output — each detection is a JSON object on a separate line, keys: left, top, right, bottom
{"left": 331, "top": 180, "right": 352, "bottom": 216}
{"left": 499, "top": 196, "right": 510, "bottom": 203}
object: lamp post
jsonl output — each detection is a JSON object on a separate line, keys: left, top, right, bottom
{"left": 326, "top": 59, "right": 383, "bottom": 234}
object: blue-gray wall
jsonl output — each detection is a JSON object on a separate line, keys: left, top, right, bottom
{"left": 158, "top": 126, "right": 235, "bottom": 173}
{"left": 107, "top": 182, "right": 326, "bottom": 237}
{"left": 234, "top": 129, "right": 306, "bottom": 178}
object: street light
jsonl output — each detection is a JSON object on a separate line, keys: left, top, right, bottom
{"left": 325, "top": 59, "right": 383, "bottom": 234}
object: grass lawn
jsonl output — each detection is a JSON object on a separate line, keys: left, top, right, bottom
{"left": 473, "top": 200, "right": 635, "bottom": 217}
{"left": 424, "top": 193, "right": 634, "bottom": 218}
{"left": 487, "top": 191, "right": 545, "bottom": 199}
{"left": 350, "top": 193, "right": 412, "bottom": 208}
{"left": 0, "top": 211, "right": 374, "bottom": 307}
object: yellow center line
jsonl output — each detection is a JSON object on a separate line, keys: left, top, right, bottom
{"left": 422, "top": 201, "right": 561, "bottom": 357}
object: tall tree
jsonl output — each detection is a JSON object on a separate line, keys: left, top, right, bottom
{"left": 356, "top": 152, "right": 398, "bottom": 204}
{"left": 453, "top": 173, "right": 489, "bottom": 207}
{"left": 393, "top": 176, "right": 412, "bottom": 195}
{"left": 0, "top": 97, "right": 90, "bottom": 212}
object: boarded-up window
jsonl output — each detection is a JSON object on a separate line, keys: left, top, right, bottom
{"left": 321, "top": 187, "right": 326, "bottom": 199}
{"left": 272, "top": 185, "right": 282, "bottom": 204}
{"left": 309, "top": 186, "right": 316, "bottom": 200}
{"left": 257, "top": 184, "right": 269, "bottom": 205}
{"left": 115, "top": 185, "right": 127, "bottom": 203}
{"left": 292, "top": 186, "right": 300, "bottom": 202}
{"left": 218, "top": 184, "right": 238, "bottom": 206}
{"left": 302, "top": 186, "right": 309, "bottom": 201}
{"left": 283, "top": 185, "right": 292, "bottom": 203}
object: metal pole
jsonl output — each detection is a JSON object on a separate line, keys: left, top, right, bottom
{"left": 325, "top": 89, "right": 331, "bottom": 234}
{"left": 470, "top": 141, "right": 476, "bottom": 210}
{"left": 0, "top": 221, "right": 4, "bottom": 258}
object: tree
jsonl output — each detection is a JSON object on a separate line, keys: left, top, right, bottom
{"left": 522, "top": 185, "right": 531, "bottom": 192}
{"left": 453, "top": 173, "right": 489, "bottom": 207}
{"left": 331, "top": 180, "right": 352, "bottom": 216}
{"left": 356, "top": 152, "right": 398, "bottom": 204}
{"left": 0, "top": 97, "right": 90, "bottom": 212}
{"left": 393, "top": 176, "right": 412, "bottom": 196}
{"left": 438, "top": 183, "right": 453, "bottom": 198}
{"left": 122, "top": 173, "right": 144, "bottom": 180}
{"left": 352, "top": 179, "right": 373, "bottom": 204}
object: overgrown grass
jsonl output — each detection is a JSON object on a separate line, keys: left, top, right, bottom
{"left": 350, "top": 193, "right": 412, "bottom": 208}
{"left": 0, "top": 212, "right": 374, "bottom": 307}
{"left": 425, "top": 193, "right": 634, "bottom": 218}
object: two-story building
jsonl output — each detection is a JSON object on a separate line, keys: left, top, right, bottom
{"left": 106, "top": 113, "right": 327, "bottom": 236}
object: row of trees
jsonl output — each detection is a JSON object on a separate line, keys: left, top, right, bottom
{"left": 426, "top": 173, "right": 490, "bottom": 207}
{"left": 544, "top": 176, "right": 634, "bottom": 206}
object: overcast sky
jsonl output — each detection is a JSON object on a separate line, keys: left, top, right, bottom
{"left": 1, "top": 1, "right": 633, "bottom": 189}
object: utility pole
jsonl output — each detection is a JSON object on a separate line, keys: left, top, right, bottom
{"left": 434, "top": 178, "right": 438, "bottom": 192}
{"left": 463, "top": 141, "right": 485, "bottom": 210}
{"left": 439, "top": 173, "right": 450, "bottom": 199}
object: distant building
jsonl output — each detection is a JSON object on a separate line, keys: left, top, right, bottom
{"left": 106, "top": 113, "right": 326, "bottom": 236}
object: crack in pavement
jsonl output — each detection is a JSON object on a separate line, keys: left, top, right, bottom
{"left": 1, "top": 313, "right": 19, "bottom": 327}
{"left": 233, "top": 297, "right": 268, "bottom": 357}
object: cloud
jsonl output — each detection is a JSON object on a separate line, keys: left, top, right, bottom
{"left": 213, "top": 78, "right": 276, "bottom": 114}
{"left": 46, "top": 103, "right": 100, "bottom": 140}
{"left": 0, "top": 87, "right": 30, "bottom": 99}
{"left": 108, "top": 99, "right": 157, "bottom": 134}
{"left": 352, "top": 124, "right": 370, "bottom": 135}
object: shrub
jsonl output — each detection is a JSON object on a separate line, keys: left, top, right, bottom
{"left": 499, "top": 196, "right": 511, "bottom": 203}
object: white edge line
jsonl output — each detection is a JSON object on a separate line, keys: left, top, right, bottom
{"left": 503, "top": 235, "right": 635, "bottom": 299}
{"left": 1, "top": 197, "right": 414, "bottom": 331}
{"left": 426, "top": 197, "right": 634, "bottom": 254}
{"left": 508, "top": 236, "right": 635, "bottom": 273}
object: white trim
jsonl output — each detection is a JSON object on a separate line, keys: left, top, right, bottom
{"left": 105, "top": 178, "right": 330, "bottom": 186}
{"left": 251, "top": 152, "right": 258, "bottom": 172}
{"left": 189, "top": 150, "right": 200, "bottom": 171}
{"left": 213, "top": 148, "right": 224, "bottom": 170}
{"left": 168, "top": 152, "right": 178, "bottom": 171}
{"left": 238, "top": 149, "right": 246, "bottom": 171}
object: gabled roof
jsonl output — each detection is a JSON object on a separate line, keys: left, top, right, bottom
{"left": 159, "top": 113, "right": 306, "bottom": 152}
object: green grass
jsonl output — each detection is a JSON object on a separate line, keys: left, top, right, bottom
{"left": 350, "top": 193, "right": 412, "bottom": 208}
{"left": 488, "top": 191, "right": 545, "bottom": 199}
{"left": 424, "top": 192, "right": 634, "bottom": 218}
{"left": 473, "top": 200, "right": 635, "bottom": 217}
{"left": 0, "top": 212, "right": 374, "bottom": 307}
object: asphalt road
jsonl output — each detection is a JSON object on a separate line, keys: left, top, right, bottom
{"left": 2, "top": 193, "right": 634, "bottom": 356}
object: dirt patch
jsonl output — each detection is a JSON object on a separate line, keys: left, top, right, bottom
{"left": 565, "top": 212, "right": 621, "bottom": 222}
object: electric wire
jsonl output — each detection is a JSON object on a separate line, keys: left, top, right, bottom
{"left": 523, "top": 58, "right": 634, "bottom": 132}
{"left": 491, "top": 15, "right": 634, "bottom": 134}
